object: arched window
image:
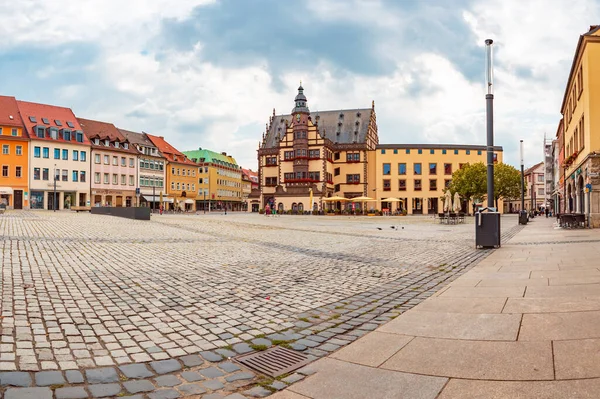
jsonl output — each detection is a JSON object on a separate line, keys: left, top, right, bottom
{"left": 292, "top": 203, "right": 298, "bottom": 212}
{"left": 298, "top": 203, "right": 304, "bottom": 212}
{"left": 278, "top": 203, "right": 284, "bottom": 212}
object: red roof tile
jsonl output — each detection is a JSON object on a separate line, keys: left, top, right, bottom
{"left": 16, "top": 100, "right": 90, "bottom": 145}
{"left": 78, "top": 118, "right": 137, "bottom": 154}
{"left": 145, "top": 133, "right": 195, "bottom": 165}
{"left": 0, "top": 96, "right": 27, "bottom": 132}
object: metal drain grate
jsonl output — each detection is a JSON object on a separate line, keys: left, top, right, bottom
{"left": 235, "top": 346, "right": 311, "bottom": 377}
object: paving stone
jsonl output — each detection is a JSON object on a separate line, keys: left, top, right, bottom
{"left": 124, "top": 380, "right": 155, "bottom": 393}
{"left": 244, "top": 386, "right": 272, "bottom": 397}
{"left": 295, "top": 339, "right": 320, "bottom": 348}
{"left": 5, "top": 387, "right": 52, "bottom": 399}
{"left": 215, "top": 348, "right": 237, "bottom": 358}
{"left": 232, "top": 343, "right": 253, "bottom": 354}
{"left": 218, "top": 361, "right": 241, "bottom": 373}
{"left": 318, "top": 343, "right": 340, "bottom": 352}
{"left": 65, "top": 370, "right": 84, "bottom": 384}
{"left": 290, "top": 343, "right": 307, "bottom": 351}
{"left": 178, "top": 383, "right": 207, "bottom": 395}
{"left": 199, "top": 367, "right": 224, "bottom": 378}
{"left": 88, "top": 383, "right": 122, "bottom": 398}
{"left": 0, "top": 372, "right": 32, "bottom": 387}
{"left": 200, "top": 351, "right": 223, "bottom": 362}
{"left": 282, "top": 373, "right": 305, "bottom": 384}
{"left": 120, "top": 363, "right": 154, "bottom": 378}
{"left": 225, "top": 372, "right": 255, "bottom": 382}
{"left": 34, "top": 371, "right": 65, "bottom": 387}
{"left": 148, "top": 388, "right": 181, "bottom": 399}
{"left": 180, "top": 354, "right": 203, "bottom": 367}
{"left": 270, "top": 380, "right": 287, "bottom": 390}
{"left": 150, "top": 359, "right": 182, "bottom": 374}
{"left": 202, "top": 394, "right": 225, "bottom": 399}
{"left": 250, "top": 338, "right": 272, "bottom": 347}
{"left": 55, "top": 387, "right": 88, "bottom": 399}
{"left": 155, "top": 374, "right": 181, "bottom": 387}
{"left": 180, "top": 371, "right": 204, "bottom": 382}
{"left": 202, "top": 379, "right": 225, "bottom": 390}
{"left": 86, "top": 367, "right": 119, "bottom": 384}
{"left": 225, "top": 394, "right": 248, "bottom": 399}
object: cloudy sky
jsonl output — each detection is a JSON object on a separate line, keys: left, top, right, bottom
{"left": 1, "top": 0, "right": 598, "bottom": 169}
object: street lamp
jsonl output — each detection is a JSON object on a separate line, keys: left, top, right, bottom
{"left": 519, "top": 140, "right": 527, "bottom": 224}
{"left": 53, "top": 164, "right": 57, "bottom": 212}
{"left": 485, "top": 39, "right": 495, "bottom": 210}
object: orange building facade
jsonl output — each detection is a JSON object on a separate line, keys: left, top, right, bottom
{"left": 0, "top": 96, "right": 29, "bottom": 209}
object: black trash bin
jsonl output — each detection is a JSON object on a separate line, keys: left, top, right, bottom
{"left": 519, "top": 210, "right": 528, "bottom": 225}
{"left": 475, "top": 208, "right": 501, "bottom": 249}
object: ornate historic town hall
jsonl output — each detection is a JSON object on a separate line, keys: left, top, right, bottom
{"left": 257, "top": 84, "right": 379, "bottom": 212}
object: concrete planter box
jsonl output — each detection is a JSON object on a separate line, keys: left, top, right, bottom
{"left": 90, "top": 207, "right": 151, "bottom": 220}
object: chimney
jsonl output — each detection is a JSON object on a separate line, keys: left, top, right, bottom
{"left": 590, "top": 25, "right": 599, "bottom": 32}
{"left": 221, "top": 152, "right": 227, "bottom": 156}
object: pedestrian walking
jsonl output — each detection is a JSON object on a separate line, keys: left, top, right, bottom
{"left": 545, "top": 207, "right": 549, "bottom": 218}
{"left": 265, "top": 204, "right": 270, "bottom": 217}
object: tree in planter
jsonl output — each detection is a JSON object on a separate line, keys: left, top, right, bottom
{"left": 493, "top": 163, "right": 521, "bottom": 210}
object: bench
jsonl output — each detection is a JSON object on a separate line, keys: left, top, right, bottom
{"left": 71, "top": 206, "right": 91, "bottom": 213}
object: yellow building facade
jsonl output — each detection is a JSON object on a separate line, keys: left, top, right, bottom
{"left": 370, "top": 145, "right": 503, "bottom": 214}
{"left": 258, "top": 84, "right": 378, "bottom": 213}
{"left": 560, "top": 25, "right": 600, "bottom": 226}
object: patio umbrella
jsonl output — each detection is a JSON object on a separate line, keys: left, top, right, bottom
{"left": 453, "top": 192, "right": 462, "bottom": 213}
{"left": 444, "top": 191, "right": 452, "bottom": 212}
{"left": 322, "top": 196, "right": 348, "bottom": 212}
{"left": 309, "top": 188, "right": 313, "bottom": 212}
{"left": 352, "top": 196, "right": 374, "bottom": 215}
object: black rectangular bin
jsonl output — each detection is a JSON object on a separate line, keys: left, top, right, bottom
{"left": 475, "top": 211, "right": 501, "bottom": 248}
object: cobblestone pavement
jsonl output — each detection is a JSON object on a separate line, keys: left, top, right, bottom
{"left": 0, "top": 211, "right": 522, "bottom": 398}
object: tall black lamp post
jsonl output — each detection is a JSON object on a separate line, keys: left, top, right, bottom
{"left": 53, "top": 164, "right": 57, "bottom": 212}
{"left": 485, "top": 39, "right": 495, "bottom": 210}
{"left": 519, "top": 140, "right": 528, "bottom": 224}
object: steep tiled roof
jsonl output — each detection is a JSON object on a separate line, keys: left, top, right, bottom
{"left": 263, "top": 108, "right": 372, "bottom": 148}
{"left": 182, "top": 148, "right": 238, "bottom": 168}
{"left": 0, "top": 96, "right": 26, "bottom": 130}
{"left": 17, "top": 100, "right": 89, "bottom": 144}
{"left": 525, "top": 162, "right": 544, "bottom": 175}
{"left": 78, "top": 118, "right": 137, "bottom": 154}
{"left": 119, "top": 129, "right": 157, "bottom": 148}
{"left": 242, "top": 168, "right": 258, "bottom": 183}
{"left": 146, "top": 133, "right": 195, "bottom": 165}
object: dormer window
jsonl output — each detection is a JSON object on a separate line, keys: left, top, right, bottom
{"left": 49, "top": 127, "right": 58, "bottom": 140}
{"left": 104, "top": 139, "right": 109, "bottom": 146}
{"left": 115, "top": 141, "right": 120, "bottom": 148}
{"left": 124, "top": 143, "right": 129, "bottom": 149}
{"left": 36, "top": 126, "right": 45, "bottom": 138}
{"left": 95, "top": 138, "right": 100, "bottom": 145}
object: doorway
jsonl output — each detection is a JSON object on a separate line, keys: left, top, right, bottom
{"left": 14, "top": 190, "right": 23, "bottom": 209}
{"left": 48, "top": 192, "right": 58, "bottom": 210}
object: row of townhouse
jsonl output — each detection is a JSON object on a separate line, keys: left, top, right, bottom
{"left": 0, "top": 95, "right": 253, "bottom": 211}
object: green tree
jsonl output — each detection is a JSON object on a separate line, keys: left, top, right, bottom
{"left": 494, "top": 163, "right": 521, "bottom": 209}
{"left": 447, "top": 162, "right": 487, "bottom": 211}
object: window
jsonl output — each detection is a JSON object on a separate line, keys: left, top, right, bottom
{"left": 76, "top": 132, "right": 83, "bottom": 142}
{"left": 95, "top": 173, "right": 101, "bottom": 183}
{"left": 347, "top": 153, "right": 360, "bottom": 162}
{"left": 80, "top": 171, "right": 86, "bottom": 183}
{"left": 14, "top": 166, "right": 21, "bottom": 178}
{"left": 80, "top": 151, "right": 86, "bottom": 162}
{"left": 346, "top": 174, "right": 360, "bottom": 183}
{"left": 171, "top": 182, "right": 175, "bottom": 190}
{"left": 72, "top": 171, "right": 78, "bottom": 182}
{"left": 16, "top": 146, "right": 22, "bottom": 156}
{"left": 398, "top": 179, "right": 406, "bottom": 191}
{"left": 34, "top": 168, "right": 40, "bottom": 180}
{"left": 477, "top": 150, "right": 482, "bottom": 155}
{"left": 309, "top": 171, "right": 320, "bottom": 181}
{"left": 265, "top": 177, "right": 277, "bottom": 186}
{"left": 42, "top": 168, "right": 49, "bottom": 180}
{"left": 444, "top": 163, "right": 452, "bottom": 175}
{"left": 129, "top": 158, "right": 134, "bottom": 167}
{"left": 381, "top": 149, "right": 386, "bottom": 155}
{"left": 415, "top": 179, "right": 422, "bottom": 191}
{"left": 393, "top": 149, "right": 398, "bottom": 154}
{"left": 192, "top": 183, "right": 195, "bottom": 191}
{"left": 112, "top": 156, "right": 117, "bottom": 166}
{"left": 383, "top": 179, "right": 391, "bottom": 191}
{"left": 1, "top": 165, "right": 7, "bottom": 177}
{"left": 63, "top": 131, "right": 71, "bottom": 141}
{"left": 73, "top": 150, "right": 78, "bottom": 161}
{"left": 11, "top": 128, "right": 17, "bottom": 136}
{"left": 334, "top": 152, "right": 341, "bottom": 160}
{"left": 429, "top": 163, "right": 437, "bottom": 175}
{"left": 121, "top": 174, "right": 126, "bottom": 185}
{"left": 112, "top": 174, "right": 118, "bottom": 184}
{"left": 383, "top": 163, "right": 391, "bottom": 175}
{"left": 334, "top": 168, "right": 340, "bottom": 176}
{"left": 43, "top": 147, "right": 49, "bottom": 158}
{"left": 442, "top": 149, "right": 447, "bottom": 154}
{"left": 466, "top": 150, "right": 471, "bottom": 155}
{"left": 34, "top": 147, "right": 41, "bottom": 158}
{"left": 459, "top": 163, "right": 466, "bottom": 169}
{"left": 61, "top": 169, "right": 68, "bottom": 181}
{"left": 62, "top": 149, "right": 68, "bottom": 160}
{"left": 104, "top": 155, "right": 109, "bottom": 164}
{"left": 406, "top": 149, "right": 410, "bottom": 154}
{"left": 104, "top": 173, "right": 109, "bottom": 184}
{"left": 429, "top": 179, "right": 437, "bottom": 191}
{"left": 538, "top": 188, "right": 544, "bottom": 196}
{"left": 176, "top": 182, "right": 180, "bottom": 190}
{"left": 95, "top": 154, "right": 100, "bottom": 164}
{"left": 445, "top": 179, "right": 451, "bottom": 188}
{"left": 50, "top": 128, "right": 58, "bottom": 140}
{"left": 1, "top": 145, "right": 8, "bottom": 155}
{"left": 334, "top": 184, "right": 341, "bottom": 192}
{"left": 430, "top": 149, "right": 435, "bottom": 154}
{"left": 414, "top": 163, "right": 422, "bottom": 175}
{"left": 454, "top": 149, "right": 459, "bottom": 155}
{"left": 36, "top": 127, "right": 45, "bottom": 138}
{"left": 418, "top": 149, "right": 422, "bottom": 154}
{"left": 53, "top": 148, "right": 60, "bottom": 159}
{"left": 398, "top": 163, "right": 406, "bottom": 175}
{"left": 171, "top": 167, "right": 175, "bottom": 174}
{"left": 121, "top": 157, "right": 126, "bottom": 166}
{"left": 537, "top": 174, "right": 544, "bottom": 182}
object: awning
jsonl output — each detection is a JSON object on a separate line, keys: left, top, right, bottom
{"left": 184, "top": 199, "right": 194, "bottom": 204}
{"left": 0, "top": 187, "right": 13, "bottom": 195}
{"left": 142, "top": 195, "right": 174, "bottom": 203}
